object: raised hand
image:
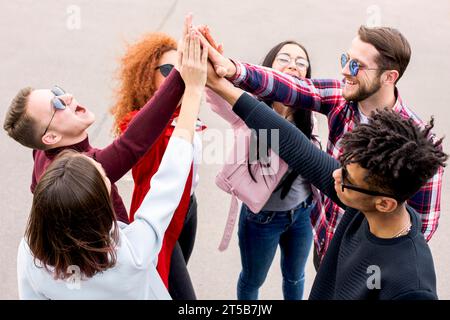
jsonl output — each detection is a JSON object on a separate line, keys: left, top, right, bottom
{"left": 196, "top": 25, "right": 224, "bottom": 54}
{"left": 179, "top": 31, "right": 208, "bottom": 90}
{"left": 175, "top": 13, "right": 193, "bottom": 71}
{"left": 173, "top": 31, "right": 208, "bottom": 143}
{"left": 193, "top": 25, "right": 236, "bottom": 78}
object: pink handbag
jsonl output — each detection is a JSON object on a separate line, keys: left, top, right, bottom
{"left": 206, "top": 89, "right": 289, "bottom": 251}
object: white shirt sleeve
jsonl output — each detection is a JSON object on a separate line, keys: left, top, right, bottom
{"left": 121, "top": 136, "right": 193, "bottom": 268}
{"left": 17, "top": 239, "right": 46, "bottom": 299}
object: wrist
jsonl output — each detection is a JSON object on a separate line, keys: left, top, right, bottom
{"left": 225, "top": 60, "right": 237, "bottom": 78}
{"left": 208, "top": 78, "right": 230, "bottom": 95}
{"left": 207, "top": 79, "right": 242, "bottom": 106}
{"left": 184, "top": 85, "right": 204, "bottom": 97}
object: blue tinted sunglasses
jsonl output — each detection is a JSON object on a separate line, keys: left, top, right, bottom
{"left": 42, "top": 86, "right": 66, "bottom": 136}
{"left": 340, "top": 53, "right": 381, "bottom": 77}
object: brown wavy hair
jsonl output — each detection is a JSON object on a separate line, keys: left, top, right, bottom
{"left": 111, "top": 32, "right": 177, "bottom": 135}
{"left": 26, "top": 150, "right": 119, "bottom": 280}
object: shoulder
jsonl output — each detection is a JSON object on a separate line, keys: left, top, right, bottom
{"left": 394, "top": 92, "right": 427, "bottom": 128}
{"left": 398, "top": 104, "right": 425, "bottom": 126}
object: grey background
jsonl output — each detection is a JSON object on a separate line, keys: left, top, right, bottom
{"left": 1, "top": 0, "right": 449, "bottom": 299}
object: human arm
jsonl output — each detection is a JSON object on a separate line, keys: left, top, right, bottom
{"left": 228, "top": 61, "right": 343, "bottom": 116}
{"left": 121, "top": 31, "right": 207, "bottom": 263}
{"left": 408, "top": 166, "right": 443, "bottom": 241}
{"left": 95, "top": 65, "right": 184, "bottom": 183}
{"left": 195, "top": 26, "right": 343, "bottom": 115}
{"left": 121, "top": 136, "right": 193, "bottom": 265}
{"left": 208, "top": 74, "right": 344, "bottom": 208}
{"left": 205, "top": 87, "right": 243, "bottom": 128}
{"left": 94, "top": 15, "right": 195, "bottom": 183}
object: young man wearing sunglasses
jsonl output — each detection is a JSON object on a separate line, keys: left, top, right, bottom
{"left": 198, "top": 25, "right": 444, "bottom": 266}
{"left": 205, "top": 68, "right": 447, "bottom": 298}
{"left": 3, "top": 17, "right": 195, "bottom": 224}
{"left": 4, "top": 78, "right": 184, "bottom": 224}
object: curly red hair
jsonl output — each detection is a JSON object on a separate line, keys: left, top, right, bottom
{"left": 111, "top": 32, "right": 177, "bottom": 135}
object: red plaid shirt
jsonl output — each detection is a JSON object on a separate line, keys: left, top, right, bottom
{"left": 229, "top": 61, "right": 444, "bottom": 260}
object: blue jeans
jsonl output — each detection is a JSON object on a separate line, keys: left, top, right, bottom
{"left": 237, "top": 196, "right": 314, "bottom": 300}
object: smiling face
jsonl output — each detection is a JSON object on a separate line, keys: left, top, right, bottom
{"left": 26, "top": 88, "right": 95, "bottom": 147}
{"left": 341, "top": 36, "right": 383, "bottom": 102}
{"left": 271, "top": 43, "right": 309, "bottom": 78}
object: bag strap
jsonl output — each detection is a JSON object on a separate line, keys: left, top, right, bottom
{"left": 218, "top": 194, "right": 240, "bottom": 251}
{"left": 273, "top": 169, "right": 290, "bottom": 193}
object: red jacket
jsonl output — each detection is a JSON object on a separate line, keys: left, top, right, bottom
{"left": 120, "top": 107, "right": 203, "bottom": 287}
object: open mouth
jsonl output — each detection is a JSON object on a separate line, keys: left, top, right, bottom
{"left": 75, "top": 105, "right": 86, "bottom": 115}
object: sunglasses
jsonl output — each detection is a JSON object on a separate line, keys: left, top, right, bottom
{"left": 275, "top": 53, "right": 309, "bottom": 70}
{"left": 341, "top": 165, "right": 396, "bottom": 198}
{"left": 340, "top": 53, "right": 381, "bottom": 77}
{"left": 155, "top": 64, "right": 174, "bottom": 78}
{"left": 42, "top": 86, "right": 67, "bottom": 136}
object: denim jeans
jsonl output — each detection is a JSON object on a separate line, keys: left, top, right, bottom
{"left": 237, "top": 195, "right": 314, "bottom": 300}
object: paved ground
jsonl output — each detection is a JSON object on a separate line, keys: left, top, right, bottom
{"left": 1, "top": 0, "right": 449, "bottom": 299}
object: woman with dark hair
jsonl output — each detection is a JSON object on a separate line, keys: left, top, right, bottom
{"left": 110, "top": 32, "right": 205, "bottom": 300}
{"left": 17, "top": 32, "right": 208, "bottom": 299}
{"left": 206, "top": 38, "right": 321, "bottom": 300}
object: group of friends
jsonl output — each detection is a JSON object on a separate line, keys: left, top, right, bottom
{"left": 3, "top": 14, "right": 447, "bottom": 300}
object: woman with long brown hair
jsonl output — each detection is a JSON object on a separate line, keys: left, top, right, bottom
{"left": 204, "top": 35, "right": 321, "bottom": 300}
{"left": 110, "top": 32, "right": 204, "bottom": 299}
{"left": 17, "top": 31, "right": 208, "bottom": 299}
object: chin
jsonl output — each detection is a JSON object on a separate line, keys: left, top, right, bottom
{"left": 84, "top": 111, "right": 96, "bottom": 124}
{"left": 336, "top": 192, "right": 351, "bottom": 208}
{"left": 342, "top": 88, "right": 358, "bottom": 101}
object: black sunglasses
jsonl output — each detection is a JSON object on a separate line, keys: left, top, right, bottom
{"left": 42, "top": 86, "right": 67, "bottom": 136}
{"left": 155, "top": 64, "right": 174, "bottom": 78}
{"left": 341, "top": 165, "right": 396, "bottom": 198}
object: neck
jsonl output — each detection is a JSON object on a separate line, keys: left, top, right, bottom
{"left": 358, "top": 85, "right": 396, "bottom": 116}
{"left": 364, "top": 204, "right": 411, "bottom": 239}
{"left": 273, "top": 102, "right": 292, "bottom": 119}
{"left": 53, "top": 131, "right": 88, "bottom": 149}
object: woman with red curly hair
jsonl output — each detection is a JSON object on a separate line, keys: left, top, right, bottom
{"left": 111, "top": 32, "right": 204, "bottom": 300}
